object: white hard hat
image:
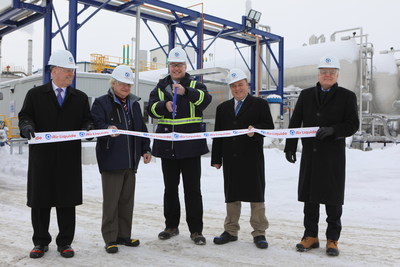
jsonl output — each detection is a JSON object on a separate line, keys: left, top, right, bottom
{"left": 318, "top": 55, "right": 340, "bottom": 70}
{"left": 48, "top": 50, "right": 77, "bottom": 69}
{"left": 111, "top": 65, "right": 134, "bottom": 84}
{"left": 168, "top": 47, "right": 187, "bottom": 63}
{"left": 227, "top": 68, "right": 248, "bottom": 85}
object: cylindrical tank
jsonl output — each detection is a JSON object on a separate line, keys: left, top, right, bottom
{"left": 283, "top": 40, "right": 359, "bottom": 93}
{"left": 371, "top": 53, "right": 400, "bottom": 114}
{"left": 282, "top": 40, "right": 400, "bottom": 115}
{"left": 0, "top": 0, "right": 12, "bottom": 13}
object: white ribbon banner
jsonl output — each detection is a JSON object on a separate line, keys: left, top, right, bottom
{"left": 28, "top": 127, "right": 318, "bottom": 145}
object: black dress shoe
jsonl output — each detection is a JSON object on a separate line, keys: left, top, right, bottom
{"left": 254, "top": 235, "right": 269, "bottom": 249}
{"left": 213, "top": 231, "right": 238, "bottom": 245}
{"left": 117, "top": 237, "right": 140, "bottom": 247}
{"left": 57, "top": 245, "right": 75, "bottom": 258}
{"left": 29, "top": 245, "right": 48, "bottom": 258}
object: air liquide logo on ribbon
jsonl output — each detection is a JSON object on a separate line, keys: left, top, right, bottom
{"left": 45, "top": 134, "right": 52, "bottom": 140}
{"left": 79, "top": 132, "right": 85, "bottom": 137}
{"left": 290, "top": 130, "right": 295, "bottom": 135}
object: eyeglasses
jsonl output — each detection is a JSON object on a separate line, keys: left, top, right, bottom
{"left": 169, "top": 63, "right": 186, "bottom": 68}
{"left": 115, "top": 81, "right": 131, "bottom": 87}
{"left": 319, "top": 69, "right": 338, "bottom": 75}
{"left": 58, "top": 67, "right": 75, "bottom": 73}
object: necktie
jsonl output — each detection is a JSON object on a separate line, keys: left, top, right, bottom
{"left": 121, "top": 98, "right": 128, "bottom": 113}
{"left": 320, "top": 90, "right": 328, "bottom": 103}
{"left": 56, "top": 88, "right": 63, "bottom": 106}
{"left": 235, "top": 100, "right": 243, "bottom": 116}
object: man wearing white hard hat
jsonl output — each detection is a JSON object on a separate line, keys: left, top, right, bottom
{"left": 18, "top": 49, "right": 94, "bottom": 259}
{"left": 284, "top": 55, "right": 359, "bottom": 256}
{"left": 91, "top": 65, "right": 152, "bottom": 254}
{"left": 147, "top": 47, "right": 212, "bottom": 245}
{"left": 211, "top": 68, "right": 274, "bottom": 249}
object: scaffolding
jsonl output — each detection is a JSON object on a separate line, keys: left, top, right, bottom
{"left": 0, "top": 0, "right": 285, "bottom": 115}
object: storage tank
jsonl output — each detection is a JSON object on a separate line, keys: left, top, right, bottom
{"left": 0, "top": 0, "right": 12, "bottom": 13}
{"left": 282, "top": 39, "right": 400, "bottom": 115}
{"left": 371, "top": 53, "right": 400, "bottom": 114}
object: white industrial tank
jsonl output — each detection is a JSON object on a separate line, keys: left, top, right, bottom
{"left": 0, "top": 0, "right": 12, "bottom": 13}
{"left": 371, "top": 53, "right": 400, "bottom": 114}
{"left": 282, "top": 40, "right": 400, "bottom": 115}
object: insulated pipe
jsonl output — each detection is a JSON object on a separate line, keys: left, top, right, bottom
{"left": 134, "top": 5, "right": 141, "bottom": 96}
{"left": 27, "top": 39, "right": 33, "bottom": 75}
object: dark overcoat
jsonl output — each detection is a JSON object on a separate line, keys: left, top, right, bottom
{"left": 91, "top": 89, "right": 151, "bottom": 173}
{"left": 211, "top": 95, "right": 274, "bottom": 202}
{"left": 147, "top": 73, "right": 212, "bottom": 159}
{"left": 284, "top": 82, "right": 359, "bottom": 205}
{"left": 18, "top": 82, "right": 92, "bottom": 208}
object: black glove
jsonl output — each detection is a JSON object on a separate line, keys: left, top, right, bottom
{"left": 316, "top": 127, "right": 334, "bottom": 140}
{"left": 285, "top": 151, "right": 296, "bottom": 163}
{"left": 21, "top": 125, "right": 35, "bottom": 140}
{"left": 84, "top": 123, "right": 95, "bottom": 141}
{"left": 85, "top": 123, "right": 95, "bottom": 131}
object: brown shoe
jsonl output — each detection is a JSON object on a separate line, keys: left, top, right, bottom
{"left": 296, "top": 237, "right": 319, "bottom": 252}
{"left": 190, "top": 232, "right": 206, "bottom": 245}
{"left": 326, "top": 239, "right": 339, "bottom": 256}
{"left": 158, "top": 228, "right": 179, "bottom": 240}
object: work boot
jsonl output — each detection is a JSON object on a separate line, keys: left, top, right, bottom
{"left": 158, "top": 228, "right": 179, "bottom": 240}
{"left": 29, "top": 245, "right": 48, "bottom": 258}
{"left": 190, "top": 232, "right": 206, "bottom": 245}
{"left": 105, "top": 242, "right": 118, "bottom": 254}
{"left": 117, "top": 237, "right": 140, "bottom": 247}
{"left": 296, "top": 236, "right": 319, "bottom": 252}
{"left": 326, "top": 239, "right": 339, "bottom": 256}
{"left": 57, "top": 245, "right": 74, "bottom": 258}
{"left": 253, "top": 235, "right": 269, "bottom": 249}
{"left": 213, "top": 231, "right": 238, "bottom": 245}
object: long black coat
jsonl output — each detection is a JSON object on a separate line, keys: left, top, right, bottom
{"left": 284, "top": 83, "right": 359, "bottom": 205}
{"left": 211, "top": 95, "right": 274, "bottom": 202}
{"left": 18, "top": 82, "right": 92, "bottom": 208}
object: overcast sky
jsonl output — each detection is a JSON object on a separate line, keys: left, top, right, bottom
{"left": 1, "top": 0, "right": 399, "bottom": 72}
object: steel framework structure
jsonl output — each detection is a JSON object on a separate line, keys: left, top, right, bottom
{"left": 0, "top": 0, "right": 284, "bottom": 114}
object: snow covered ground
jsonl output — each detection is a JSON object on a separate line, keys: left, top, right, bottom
{"left": 0, "top": 141, "right": 399, "bottom": 267}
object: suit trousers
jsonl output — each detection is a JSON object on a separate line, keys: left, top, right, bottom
{"left": 303, "top": 202, "right": 343, "bottom": 241}
{"left": 224, "top": 201, "right": 269, "bottom": 237}
{"left": 161, "top": 157, "right": 203, "bottom": 234}
{"left": 101, "top": 169, "right": 136, "bottom": 243}
{"left": 31, "top": 206, "right": 76, "bottom": 246}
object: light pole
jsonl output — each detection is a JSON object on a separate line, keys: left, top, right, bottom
{"left": 131, "top": 37, "right": 135, "bottom": 66}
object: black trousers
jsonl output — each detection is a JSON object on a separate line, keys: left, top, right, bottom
{"left": 303, "top": 202, "right": 342, "bottom": 241}
{"left": 31, "top": 206, "right": 76, "bottom": 247}
{"left": 161, "top": 156, "right": 203, "bottom": 234}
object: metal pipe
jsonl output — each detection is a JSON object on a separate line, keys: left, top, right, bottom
{"left": 134, "top": 5, "right": 141, "bottom": 96}
{"left": 0, "top": 36, "right": 2, "bottom": 76}
{"left": 27, "top": 39, "right": 33, "bottom": 75}
{"left": 359, "top": 28, "right": 363, "bottom": 132}
{"left": 362, "top": 114, "right": 397, "bottom": 142}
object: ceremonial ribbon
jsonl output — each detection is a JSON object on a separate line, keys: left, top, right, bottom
{"left": 28, "top": 127, "right": 319, "bottom": 145}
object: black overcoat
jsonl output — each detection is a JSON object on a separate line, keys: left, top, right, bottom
{"left": 211, "top": 95, "right": 274, "bottom": 202}
{"left": 18, "top": 82, "right": 92, "bottom": 208}
{"left": 284, "top": 83, "right": 359, "bottom": 205}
